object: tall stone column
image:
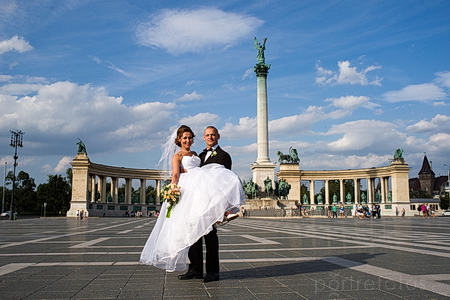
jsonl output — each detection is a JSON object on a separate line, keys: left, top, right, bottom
{"left": 251, "top": 40, "right": 276, "bottom": 191}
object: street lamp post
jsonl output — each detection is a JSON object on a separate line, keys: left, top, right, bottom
{"left": 2, "top": 162, "right": 6, "bottom": 213}
{"left": 9, "top": 130, "right": 24, "bottom": 221}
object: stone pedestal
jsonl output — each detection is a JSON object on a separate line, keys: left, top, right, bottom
{"left": 277, "top": 163, "right": 301, "bottom": 201}
{"left": 389, "top": 159, "right": 411, "bottom": 203}
{"left": 251, "top": 162, "right": 276, "bottom": 192}
{"left": 67, "top": 153, "right": 90, "bottom": 217}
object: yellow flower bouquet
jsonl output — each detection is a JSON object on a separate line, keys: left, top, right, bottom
{"left": 160, "top": 183, "right": 181, "bottom": 218}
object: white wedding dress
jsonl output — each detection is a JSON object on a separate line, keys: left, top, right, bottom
{"left": 140, "top": 155, "right": 245, "bottom": 272}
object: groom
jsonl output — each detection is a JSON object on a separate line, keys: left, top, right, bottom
{"left": 178, "top": 126, "right": 231, "bottom": 283}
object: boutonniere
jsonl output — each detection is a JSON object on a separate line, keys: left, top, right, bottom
{"left": 211, "top": 150, "right": 217, "bottom": 157}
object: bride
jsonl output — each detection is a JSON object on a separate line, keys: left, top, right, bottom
{"left": 140, "top": 125, "right": 245, "bottom": 272}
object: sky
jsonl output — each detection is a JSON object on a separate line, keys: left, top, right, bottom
{"left": 0, "top": 0, "right": 449, "bottom": 187}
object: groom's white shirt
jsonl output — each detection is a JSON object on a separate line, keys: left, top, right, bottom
{"left": 204, "top": 145, "right": 218, "bottom": 161}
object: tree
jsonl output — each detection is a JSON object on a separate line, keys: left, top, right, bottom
{"left": 440, "top": 193, "right": 449, "bottom": 210}
{"left": 146, "top": 185, "right": 157, "bottom": 204}
{"left": 66, "top": 168, "right": 73, "bottom": 188}
{"left": 6, "top": 170, "right": 37, "bottom": 214}
{"left": 37, "top": 175, "right": 71, "bottom": 215}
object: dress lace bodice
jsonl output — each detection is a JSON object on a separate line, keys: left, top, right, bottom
{"left": 181, "top": 155, "right": 201, "bottom": 171}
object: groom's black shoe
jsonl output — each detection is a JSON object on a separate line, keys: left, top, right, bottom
{"left": 202, "top": 272, "right": 220, "bottom": 282}
{"left": 178, "top": 270, "right": 203, "bottom": 280}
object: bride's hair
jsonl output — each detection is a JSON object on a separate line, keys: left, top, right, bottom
{"left": 174, "top": 125, "right": 195, "bottom": 147}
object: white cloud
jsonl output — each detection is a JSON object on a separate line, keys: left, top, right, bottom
{"left": 0, "top": 75, "right": 13, "bottom": 82}
{"left": 242, "top": 68, "right": 253, "bottom": 80}
{"left": 0, "top": 0, "right": 17, "bottom": 15}
{"left": 0, "top": 80, "right": 178, "bottom": 154}
{"left": 54, "top": 156, "right": 72, "bottom": 173}
{"left": 136, "top": 7, "right": 263, "bottom": 55}
{"left": 383, "top": 83, "right": 446, "bottom": 102}
{"left": 179, "top": 113, "right": 220, "bottom": 133}
{"left": 186, "top": 80, "right": 200, "bottom": 86}
{"left": 316, "top": 60, "right": 382, "bottom": 86}
{"left": 435, "top": 71, "right": 450, "bottom": 88}
{"left": 326, "top": 120, "right": 404, "bottom": 152}
{"left": 0, "top": 35, "right": 33, "bottom": 55}
{"left": 222, "top": 117, "right": 257, "bottom": 139}
{"left": 106, "top": 61, "right": 130, "bottom": 77}
{"left": 427, "top": 133, "right": 450, "bottom": 149}
{"left": 406, "top": 114, "right": 450, "bottom": 133}
{"left": 176, "top": 91, "right": 203, "bottom": 102}
{"left": 326, "top": 96, "right": 370, "bottom": 110}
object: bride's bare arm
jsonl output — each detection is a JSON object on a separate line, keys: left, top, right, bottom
{"left": 171, "top": 153, "right": 182, "bottom": 184}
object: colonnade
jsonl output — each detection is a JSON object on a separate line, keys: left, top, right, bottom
{"left": 67, "top": 153, "right": 167, "bottom": 217}
{"left": 276, "top": 158, "right": 411, "bottom": 211}
{"left": 300, "top": 177, "right": 391, "bottom": 205}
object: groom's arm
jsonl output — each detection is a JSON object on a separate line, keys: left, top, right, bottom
{"left": 220, "top": 151, "right": 232, "bottom": 170}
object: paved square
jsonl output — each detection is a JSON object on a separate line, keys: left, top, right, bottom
{"left": 1, "top": 216, "right": 450, "bottom": 299}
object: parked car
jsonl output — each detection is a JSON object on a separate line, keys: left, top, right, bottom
{"left": 442, "top": 210, "right": 450, "bottom": 216}
{"left": 0, "top": 211, "right": 17, "bottom": 217}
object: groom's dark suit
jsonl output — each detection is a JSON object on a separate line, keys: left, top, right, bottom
{"left": 187, "top": 145, "right": 232, "bottom": 275}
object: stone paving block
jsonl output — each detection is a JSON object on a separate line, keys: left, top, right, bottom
{"left": 2, "top": 217, "right": 450, "bottom": 299}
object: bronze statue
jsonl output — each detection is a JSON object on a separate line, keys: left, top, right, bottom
{"left": 254, "top": 37, "right": 267, "bottom": 63}
{"left": 394, "top": 148, "right": 404, "bottom": 159}
{"left": 264, "top": 176, "right": 272, "bottom": 196}
{"left": 243, "top": 179, "right": 257, "bottom": 199}
{"left": 276, "top": 146, "right": 300, "bottom": 163}
{"left": 277, "top": 179, "right": 291, "bottom": 199}
{"left": 76, "top": 138, "right": 87, "bottom": 154}
{"left": 317, "top": 193, "right": 323, "bottom": 204}
{"left": 361, "top": 192, "right": 366, "bottom": 203}
{"left": 346, "top": 192, "right": 352, "bottom": 203}
{"left": 302, "top": 193, "right": 309, "bottom": 204}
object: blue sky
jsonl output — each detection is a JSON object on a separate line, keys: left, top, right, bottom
{"left": 0, "top": 0, "right": 449, "bottom": 186}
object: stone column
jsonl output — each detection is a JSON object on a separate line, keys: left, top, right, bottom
{"left": 380, "top": 177, "right": 386, "bottom": 203}
{"left": 325, "top": 180, "right": 329, "bottom": 204}
{"left": 339, "top": 179, "right": 345, "bottom": 204}
{"left": 156, "top": 180, "right": 161, "bottom": 204}
{"left": 99, "top": 175, "right": 106, "bottom": 203}
{"left": 368, "top": 178, "right": 373, "bottom": 203}
{"left": 91, "top": 175, "right": 96, "bottom": 202}
{"left": 140, "top": 179, "right": 146, "bottom": 204}
{"left": 309, "top": 180, "right": 315, "bottom": 205}
{"left": 354, "top": 179, "right": 360, "bottom": 203}
{"left": 125, "top": 178, "right": 132, "bottom": 204}
{"left": 251, "top": 59, "right": 276, "bottom": 190}
{"left": 111, "top": 177, "right": 118, "bottom": 203}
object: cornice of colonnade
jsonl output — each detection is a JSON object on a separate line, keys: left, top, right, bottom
{"left": 89, "top": 162, "right": 168, "bottom": 180}
{"left": 70, "top": 153, "right": 169, "bottom": 180}
{"left": 277, "top": 161, "right": 411, "bottom": 180}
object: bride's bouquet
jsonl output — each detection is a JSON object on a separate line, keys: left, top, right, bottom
{"left": 160, "top": 183, "right": 181, "bottom": 218}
